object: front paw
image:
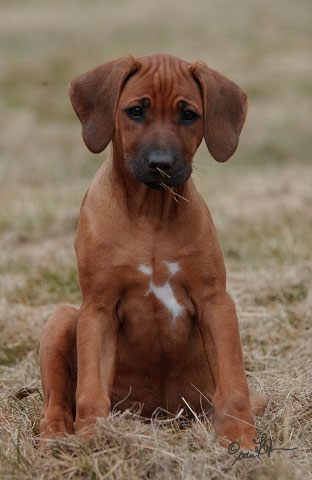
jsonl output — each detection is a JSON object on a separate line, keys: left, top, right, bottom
{"left": 213, "top": 391, "right": 256, "bottom": 450}
{"left": 214, "top": 413, "right": 256, "bottom": 450}
{"left": 40, "top": 405, "right": 74, "bottom": 440}
{"left": 76, "top": 394, "right": 111, "bottom": 437}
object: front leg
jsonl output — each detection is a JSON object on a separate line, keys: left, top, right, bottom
{"left": 198, "top": 293, "right": 256, "bottom": 449}
{"left": 75, "top": 303, "right": 118, "bottom": 436}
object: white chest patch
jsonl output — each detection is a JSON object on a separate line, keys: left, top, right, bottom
{"left": 139, "top": 261, "right": 183, "bottom": 321}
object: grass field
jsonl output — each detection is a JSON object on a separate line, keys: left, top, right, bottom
{"left": 0, "top": 0, "right": 311, "bottom": 478}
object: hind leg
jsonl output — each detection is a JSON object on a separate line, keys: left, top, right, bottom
{"left": 40, "top": 305, "right": 78, "bottom": 438}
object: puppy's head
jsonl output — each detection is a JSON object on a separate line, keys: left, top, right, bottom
{"left": 69, "top": 53, "right": 247, "bottom": 189}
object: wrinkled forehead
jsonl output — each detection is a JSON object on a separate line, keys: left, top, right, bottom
{"left": 119, "top": 55, "right": 202, "bottom": 107}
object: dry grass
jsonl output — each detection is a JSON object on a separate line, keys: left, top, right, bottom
{"left": 0, "top": 0, "right": 311, "bottom": 478}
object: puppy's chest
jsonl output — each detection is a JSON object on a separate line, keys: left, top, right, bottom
{"left": 117, "top": 259, "right": 194, "bottom": 334}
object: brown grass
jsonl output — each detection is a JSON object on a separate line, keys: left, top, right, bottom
{"left": 0, "top": 0, "right": 311, "bottom": 478}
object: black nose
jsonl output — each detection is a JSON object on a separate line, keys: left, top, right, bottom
{"left": 147, "top": 151, "right": 174, "bottom": 172}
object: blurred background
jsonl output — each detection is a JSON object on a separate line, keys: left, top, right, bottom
{"left": 0, "top": 1, "right": 311, "bottom": 477}
{"left": 0, "top": 0, "right": 311, "bottom": 316}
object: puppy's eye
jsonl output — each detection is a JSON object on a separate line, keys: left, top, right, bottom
{"left": 183, "top": 110, "right": 196, "bottom": 122}
{"left": 128, "top": 106, "right": 143, "bottom": 118}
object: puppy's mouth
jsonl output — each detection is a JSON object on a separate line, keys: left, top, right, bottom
{"left": 144, "top": 167, "right": 179, "bottom": 190}
{"left": 144, "top": 182, "right": 164, "bottom": 190}
{"left": 130, "top": 159, "right": 192, "bottom": 190}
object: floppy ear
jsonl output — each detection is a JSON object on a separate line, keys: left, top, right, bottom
{"left": 191, "top": 61, "right": 248, "bottom": 162}
{"left": 68, "top": 56, "right": 139, "bottom": 153}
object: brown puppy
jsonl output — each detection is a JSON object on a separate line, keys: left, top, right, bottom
{"left": 39, "top": 53, "right": 267, "bottom": 449}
